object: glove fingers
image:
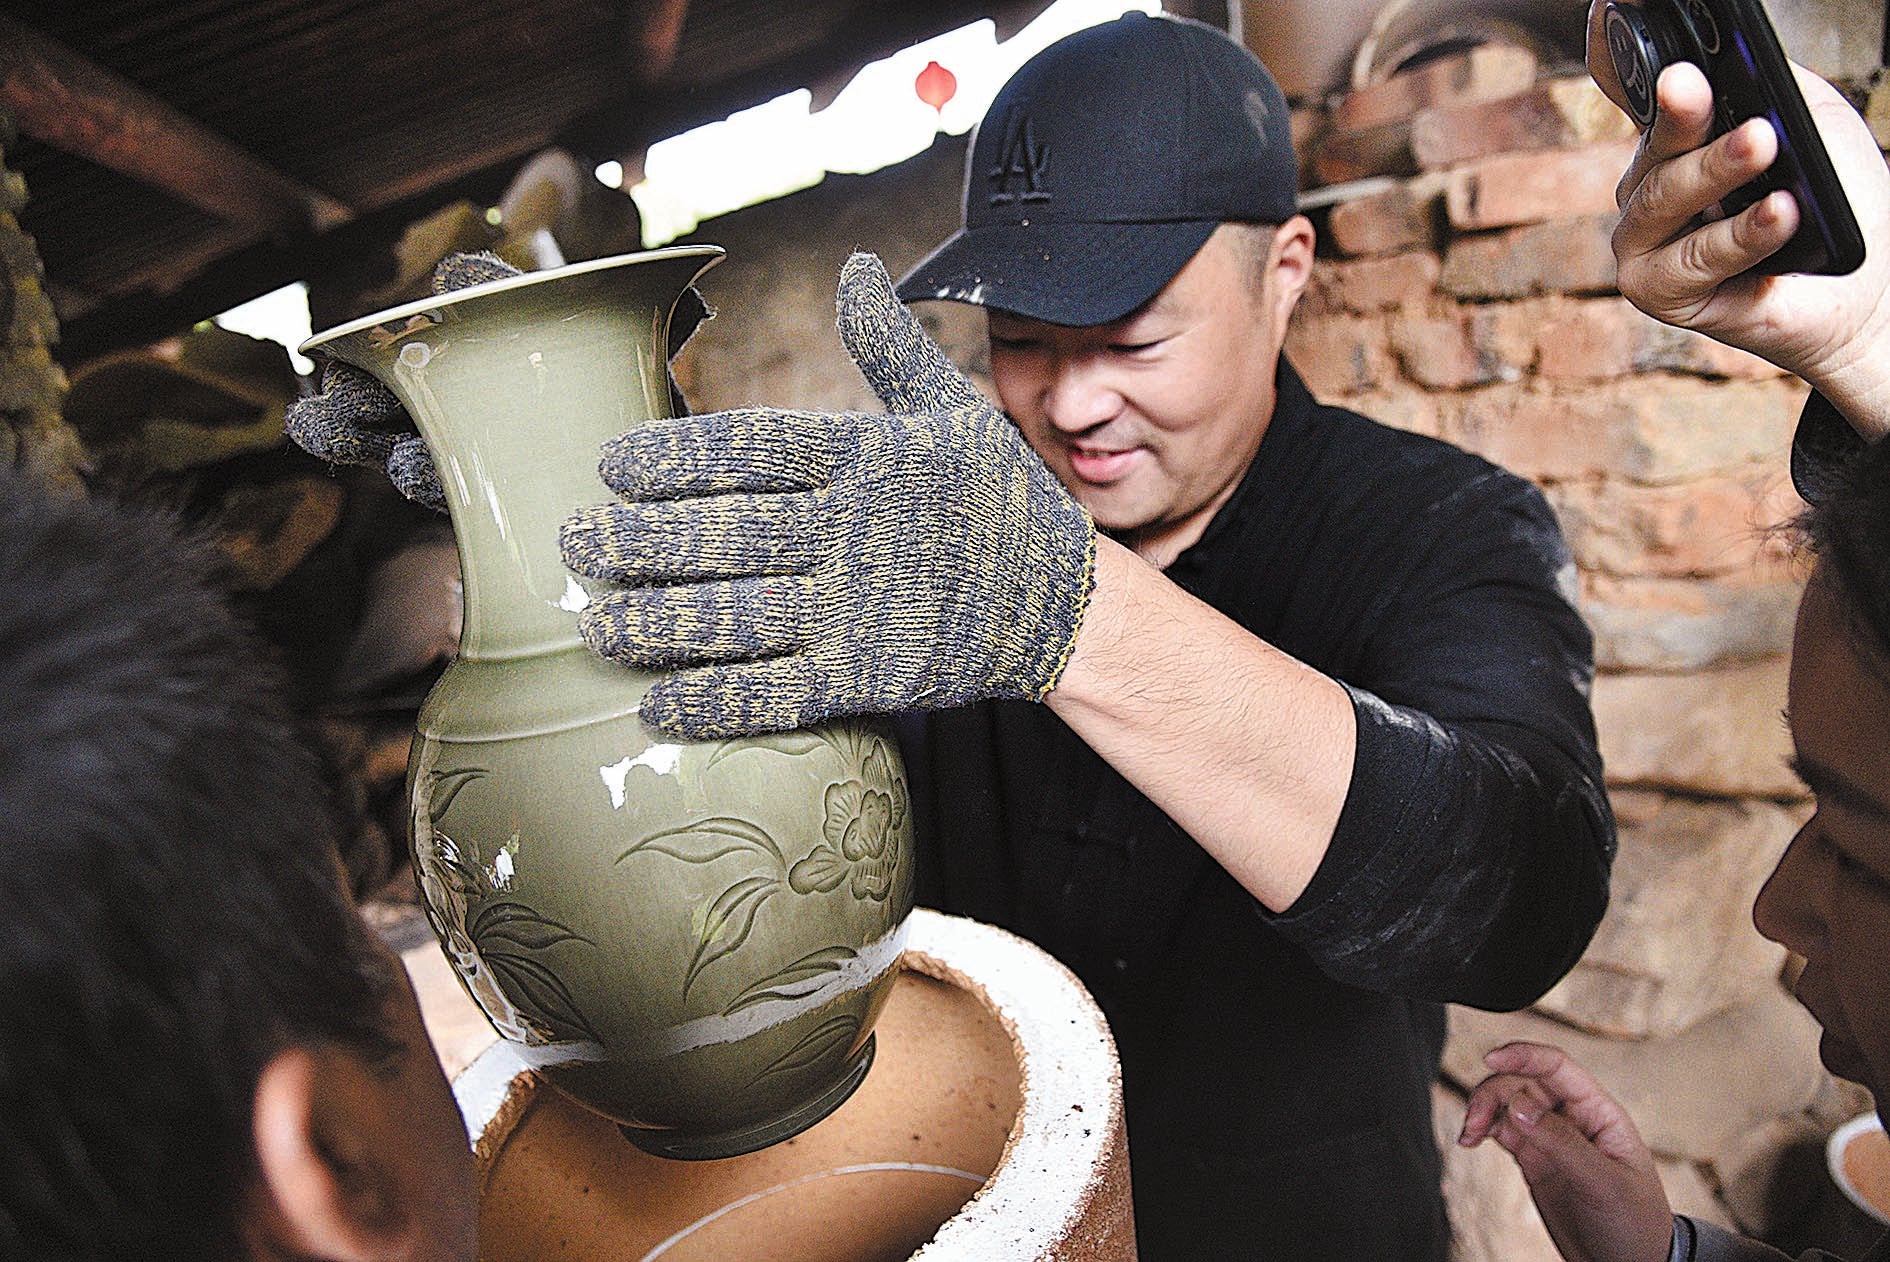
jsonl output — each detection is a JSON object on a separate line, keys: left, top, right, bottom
{"left": 285, "top": 365, "right": 406, "bottom": 466}
{"left": 577, "top": 575, "right": 813, "bottom": 668}
{"left": 432, "top": 251, "right": 521, "bottom": 292}
{"left": 560, "top": 491, "right": 822, "bottom": 583}
{"left": 596, "top": 412, "right": 845, "bottom": 500}
{"left": 388, "top": 437, "right": 446, "bottom": 511}
{"left": 836, "top": 251, "right": 987, "bottom": 417}
{"left": 637, "top": 656, "right": 827, "bottom": 740}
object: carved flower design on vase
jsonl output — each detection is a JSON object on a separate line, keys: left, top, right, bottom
{"left": 616, "top": 722, "right": 910, "bottom": 1013}
{"left": 790, "top": 742, "right": 904, "bottom": 901}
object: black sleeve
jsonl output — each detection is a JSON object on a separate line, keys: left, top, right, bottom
{"left": 1792, "top": 388, "right": 1870, "bottom": 503}
{"left": 1262, "top": 469, "right": 1615, "bottom": 1011}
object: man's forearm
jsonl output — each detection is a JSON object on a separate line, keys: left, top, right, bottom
{"left": 1044, "top": 536, "right": 1356, "bottom": 911}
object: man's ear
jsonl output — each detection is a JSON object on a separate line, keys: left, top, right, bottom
{"left": 1268, "top": 215, "right": 1318, "bottom": 337}
{"left": 245, "top": 1045, "right": 409, "bottom": 1261}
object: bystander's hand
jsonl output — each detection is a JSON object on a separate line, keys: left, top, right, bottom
{"left": 1460, "top": 1040, "right": 1674, "bottom": 1262}
{"left": 1584, "top": 0, "right": 1890, "bottom": 439}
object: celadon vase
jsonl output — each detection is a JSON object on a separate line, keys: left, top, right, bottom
{"left": 300, "top": 247, "right": 915, "bottom": 1160}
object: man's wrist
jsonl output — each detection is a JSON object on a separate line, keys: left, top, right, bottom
{"left": 1797, "top": 302, "right": 1890, "bottom": 444}
{"left": 1042, "top": 536, "right": 1140, "bottom": 708}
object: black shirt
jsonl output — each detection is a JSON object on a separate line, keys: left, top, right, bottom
{"left": 902, "top": 360, "right": 1615, "bottom": 1260}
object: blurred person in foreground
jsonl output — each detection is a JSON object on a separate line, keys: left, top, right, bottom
{"left": 0, "top": 469, "right": 476, "bottom": 1262}
{"left": 1459, "top": 6, "right": 1890, "bottom": 1261}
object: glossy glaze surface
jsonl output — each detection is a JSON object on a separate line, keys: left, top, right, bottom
{"left": 302, "top": 248, "right": 915, "bottom": 1157}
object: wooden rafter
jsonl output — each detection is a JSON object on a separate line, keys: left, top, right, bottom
{"left": 630, "top": 0, "right": 692, "bottom": 84}
{"left": 0, "top": 14, "right": 351, "bottom": 240}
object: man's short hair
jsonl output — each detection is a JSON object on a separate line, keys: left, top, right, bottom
{"left": 0, "top": 469, "right": 403, "bottom": 1261}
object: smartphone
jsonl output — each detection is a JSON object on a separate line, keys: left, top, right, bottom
{"left": 1604, "top": 0, "right": 1866, "bottom": 275}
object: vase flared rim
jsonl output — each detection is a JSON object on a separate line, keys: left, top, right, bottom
{"left": 298, "top": 243, "right": 726, "bottom": 356}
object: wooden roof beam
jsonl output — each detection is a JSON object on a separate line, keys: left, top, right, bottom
{"left": 629, "top": 0, "right": 692, "bottom": 84}
{"left": 0, "top": 14, "right": 352, "bottom": 239}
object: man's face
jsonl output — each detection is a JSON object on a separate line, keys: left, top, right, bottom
{"left": 1755, "top": 564, "right": 1890, "bottom": 1118}
{"left": 379, "top": 950, "right": 482, "bottom": 1262}
{"left": 986, "top": 222, "right": 1307, "bottom": 566}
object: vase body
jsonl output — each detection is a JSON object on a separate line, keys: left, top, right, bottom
{"left": 302, "top": 247, "right": 916, "bottom": 1160}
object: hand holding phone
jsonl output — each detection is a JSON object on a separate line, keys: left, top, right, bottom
{"left": 1603, "top": 0, "right": 1865, "bottom": 274}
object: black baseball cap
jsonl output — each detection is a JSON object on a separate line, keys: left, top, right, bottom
{"left": 895, "top": 11, "right": 1299, "bottom": 327}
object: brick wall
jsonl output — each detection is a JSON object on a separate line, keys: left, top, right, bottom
{"left": 669, "top": 43, "right": 1884, "bottom": 1256}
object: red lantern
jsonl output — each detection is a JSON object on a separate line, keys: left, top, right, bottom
{"left": 915, "top": 60, "right": 957, "bottom": 112}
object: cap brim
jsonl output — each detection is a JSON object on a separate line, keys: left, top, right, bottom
{"left": 895, "top": 219, "right": 1219, "bottom": 326}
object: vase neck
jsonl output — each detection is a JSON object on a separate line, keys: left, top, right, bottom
{"left": 307, "top": 250, "right": 721, "bottom": 662}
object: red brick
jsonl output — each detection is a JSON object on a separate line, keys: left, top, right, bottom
{"left": 1331, "top": 44, "right": 1539, "bottom": 132}
{"left": 1325, "top": 177, "right": 1444, "bottom": 257}
{"left": 1533, "top": 297, "right": 1659, "bottom": 381}
{"left": 1581, "top": 573, "right": 1802, "bottom": 671}
{"left": 1521, "top": 298, "right": 1789, "bottom": 383}
{"left": 1542, "top": 471, "right": 1800, "bottom": 578}
{"left": 1301, "top": 252, "right": 1441, "bottom": 317}
{"left": 1609, "top": 376, "right": 1806, "bottom": 484}
{"left": 1282, "top": 313, "right": 1395, "bottom": 397}
{"left": 1290, "top": 105, "right": 1329, "bottom": 192}
{"left": 1592, "top": 660, "right": 1799, "bottom": 796}
{"left": 1412, "top": 75, "right": 1638, "bottom": 170}
{"left": 1414, "top": 84, "right": 1581, "bottom": 170}
{"left": 1388, "top": 303, "right": 1532, "bottom": 390}
{"left": 1545, "top": 74, "right": 1646, "bottom": 145}
{"left": 1437, "top": 382, "right": 1618, "bottom": 481}
{"left": 1311, "top": 118, "right": 1417, "bottom": 186}
{"left": 1636, "top": 323, "right": 1789, "bottom": 381}
{"left": 1542, "top": 793, "right": 1800, "bottom": 1036}
{"left": 1439, "top": 213, "right": 1620, "bottom": 298}
{"left": 1445, "top": 140, "right": 1638, "bottom": 230}
{"left": 1438, "top": 375, "right": 1797, "bottom": 485}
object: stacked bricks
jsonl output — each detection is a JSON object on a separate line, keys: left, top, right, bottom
{"left": 0, "top": 105, "right": 83, "bottom": 492}
{"left": 1291, "top": 43, "right": 1884, "bottom": 1260}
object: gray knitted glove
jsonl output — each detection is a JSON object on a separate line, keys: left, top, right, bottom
{"left": 286, "top": 252, "right": 520, "bottom": 510}
{"left": 558, "top": 251, "right": 1097, "bottom": 740}
{"left": 286, "top": 252, "right": 709, "bottom": 510}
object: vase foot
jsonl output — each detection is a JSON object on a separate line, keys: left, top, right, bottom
{"left": 617, "top": 1036, "right": 878, "bottom": 1161}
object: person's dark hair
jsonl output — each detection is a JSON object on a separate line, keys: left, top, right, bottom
{"left": 1220, "top": 220, "right": 1287, "bottom": 298}
{"left": 0, "top": 469, "right": 404, "bottom": 1261}
{"left": 1796, "top": 431, "right": 1890, "bottom": 666}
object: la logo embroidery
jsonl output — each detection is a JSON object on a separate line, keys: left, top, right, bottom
{"left": 987, "top": 109, "right": 1051, "bottom": 205}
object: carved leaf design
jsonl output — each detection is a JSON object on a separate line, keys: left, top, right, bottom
{"left": 482, "top": 950, "right": 603, "bottom": 1045}
{"left": 704, "top": 730, "right": 828, "bottom": 769}
{"left": 685, "top": 875, "right": 779, "bottom": 998}
{"left": 722, "top": 946, "right": 858, "bottom": 1015}
{"left": 619, "top": 817, "right": 786, "bottom": 870}
{"left": 471, "top": 902, "right": 592, "bottom": 952}
{"left": 427, "top": 767, "right": 487, "bottom": 824}
{"left": 753, "top": 1015, "right": 861, "bottom": 1083}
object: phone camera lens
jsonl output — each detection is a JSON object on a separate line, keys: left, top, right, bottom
{"left": 1603, "top": 2, "right": 1705, "bottom": 127}
{"left": 1605, "top": 4, "right": 1664, "bottom": 125}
